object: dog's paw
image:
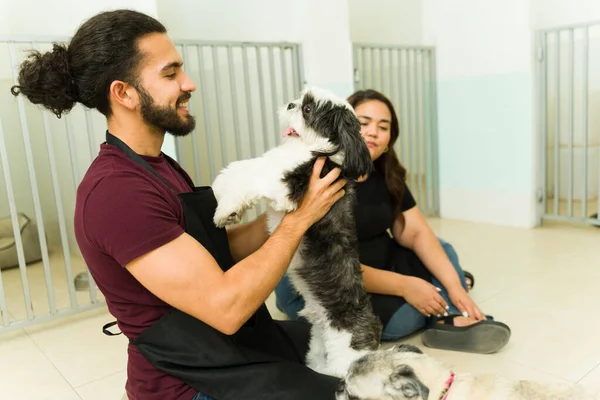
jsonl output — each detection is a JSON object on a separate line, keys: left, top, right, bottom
{"left": 306, "top": 335, "right": 329, "bottom": 375}
{"left": 271, "top": 194, "right": 297, "bottom": 213}
{"left": 307, "top": 350, "right": 348, "bottom": 378}
{"left": 325, "top": 354, "right": 360, "bottom": 379}
{"left": 213, "top": 212, "right": 241, "bottom": 227}
{"left": 213, "top": 203, "right": 244, "bottom": 227}
{"left": 307, "top": 356, "right": 331, "bottom": 376}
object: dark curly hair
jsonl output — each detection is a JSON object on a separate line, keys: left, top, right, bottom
{"left": 347, "top": 89, "right": 408, "bottom": 219}
{"left": 10, "top": 9, "right": 166, "bottom": 118}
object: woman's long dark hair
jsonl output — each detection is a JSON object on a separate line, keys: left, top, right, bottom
{"left": 347, "top": 89, "right": 408, "bottom": 219}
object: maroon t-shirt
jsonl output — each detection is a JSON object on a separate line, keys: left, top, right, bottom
{"left": 74, "top": 143, "right": 197, "bottom": 400}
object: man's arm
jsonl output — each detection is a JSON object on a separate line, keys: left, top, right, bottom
{"left": 126, "top": 158, "right": 346, "bottom": 335}
{"left": 127, "top": 212, "right": 308, "bottom": 334}
{"left": 226, "top": 214, "right": 269, "bottom": 263}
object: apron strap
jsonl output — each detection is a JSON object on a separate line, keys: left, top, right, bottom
{"left": 102, "top": 131, "right": 198, "bottom": 338}
{"left": 102, "top": 321, "right": 122, "bottom": 336}
{"left": 163, "top": 152, "right": 196, "bottom": 190}
{"left": 105, "top": 131, "right": 192, "bottom": 193}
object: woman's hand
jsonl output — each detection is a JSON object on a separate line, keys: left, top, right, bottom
{"left": 448, "top": 287, "right": 485, "bottom": 321}
{"left": 399, "top": 276, "right": 448, "bottom": 317}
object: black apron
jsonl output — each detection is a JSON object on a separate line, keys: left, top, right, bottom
{"left": 103, "top": 132, "right": 340, "bottom": 400}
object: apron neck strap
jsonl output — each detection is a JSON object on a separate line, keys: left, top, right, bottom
{"left": 105, "top": 131, "right": 188, "bottom": 193}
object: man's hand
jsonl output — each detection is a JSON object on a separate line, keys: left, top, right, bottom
{"left": 291, "top": 157, "right": 347, "bottom": 228}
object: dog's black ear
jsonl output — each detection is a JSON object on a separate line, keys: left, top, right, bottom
{"left": 392, "top": 344, "right": 424, "bottom": 354}
{"left": 391, "top": 364, "right": 417, "bottom": 381}
{"left": 334, "top": 107, "right": 372, "bottom": 179}
{"left": 389, "top": 365, "right": 430, "bottom": 400}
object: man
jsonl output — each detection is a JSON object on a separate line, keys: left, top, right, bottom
{"left": 11, "top": 9, "right": 345, "bottom": 400}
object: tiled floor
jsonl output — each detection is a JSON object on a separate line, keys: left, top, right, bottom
{"left": 1, "top": 217, "right": 600, "bottom": 399}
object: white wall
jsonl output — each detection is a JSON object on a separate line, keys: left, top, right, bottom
{"left": 531, "top": 0, "right": 600, "bottom": 30}
{"left": 157, "top": 0, "right": 303, "bottom": 43}
{"left": 419, "top": 0, "right": 537, "bottom": 228}
{"left": 348, "top": 0, "right": 424, "bottom": 45}
{"left": 1, "top": 0, "right": 158, "bottom": 37}
{"left": 423, "top": 0, "right": 532, "bottom": 79}
{"left": 157, "top": 0, "right": 354, "bottom": 98}
{"left": 0, "top": 0, "right": 160, "bottom": 257}
{"left": 299, "top": 0, "right": 355, "bottom": 97}
{"left": 351, "top": 1, "right": 600, "bottom": 226}
{"left": 347, "top": 0, "right": 539, "bottom": 227}
{"left": 416, "top": 0, "right": 600, "bottom": 227}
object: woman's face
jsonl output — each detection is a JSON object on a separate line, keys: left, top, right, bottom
{"left": 354, "top": 100, "right": 392, "bottom": 162}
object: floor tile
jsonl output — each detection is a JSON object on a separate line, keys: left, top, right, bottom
{"left": 25, "top": 307, "right": 128, "bottom": 388}
{"left": 75, "top": 369, "right": 127, "bottom": 400}
{"left": 0, "top": 329, "right": 81, "bottom": 400}
{"left": 395, "top": 333, "right": 574, "bottom": 386}
{"left": 1, "top": 218, "right": 600, "bottom": 398}
{"left": 578, "top": 362, "right": 600, "bottom": 393}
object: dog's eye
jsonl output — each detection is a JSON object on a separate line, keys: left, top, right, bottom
{"left": 303, "top": 104, "right": 312, "bottom": 114}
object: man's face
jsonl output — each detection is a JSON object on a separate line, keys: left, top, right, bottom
{"left": 135, "top": 33, "right": 196, "bottom": 136}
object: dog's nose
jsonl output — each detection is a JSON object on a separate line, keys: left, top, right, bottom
{"left": 287, "top": 103, "right": 295, "bottom": 110}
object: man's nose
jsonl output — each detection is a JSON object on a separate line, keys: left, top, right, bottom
{"left": 181, "top": 72, "right": 196, "bottom": 92}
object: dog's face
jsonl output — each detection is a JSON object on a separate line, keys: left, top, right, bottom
{"left": 279, "top": 87, "right": 372, "bottom": 179}
{"left": 335, "top": 345, "right": 430, "bottom": 400}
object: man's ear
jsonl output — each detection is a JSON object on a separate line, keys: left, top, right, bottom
{"left": 109, "top": 80, "right": 138, "bottom": 111}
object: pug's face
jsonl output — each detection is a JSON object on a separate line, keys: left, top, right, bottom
{"left": 335, "top": 345, "right": 430, "bottom": 400}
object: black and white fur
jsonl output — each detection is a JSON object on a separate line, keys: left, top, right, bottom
{"left": 337, "top": 344, "right": 599, "bottom": 400}
{"left": 336, "top": 345, "right": 431, "bottom": 400}
{"left": 211, "top": 86, "right": 382, "bottom": 377}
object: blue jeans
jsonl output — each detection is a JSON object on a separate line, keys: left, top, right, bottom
{"left": 192, "top": 393, "right": 212, "bottom": 400}
{"left": 274, "top": 238, "right": 469, "bottom": 341}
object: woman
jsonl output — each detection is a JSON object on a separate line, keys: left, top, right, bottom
{"left": 275, "top": 89, "right": 510, "bottom": 354}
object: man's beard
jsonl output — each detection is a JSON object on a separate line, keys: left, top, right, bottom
{"left": 136, "top": 85, "right": 196, "bottom": 137}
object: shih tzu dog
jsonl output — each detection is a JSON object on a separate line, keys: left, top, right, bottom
{"left": 336, "top": 344, "right": 598, "bottom": 400}
{"left": 212, "top": 86, "right": 382, "bottom": 377}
